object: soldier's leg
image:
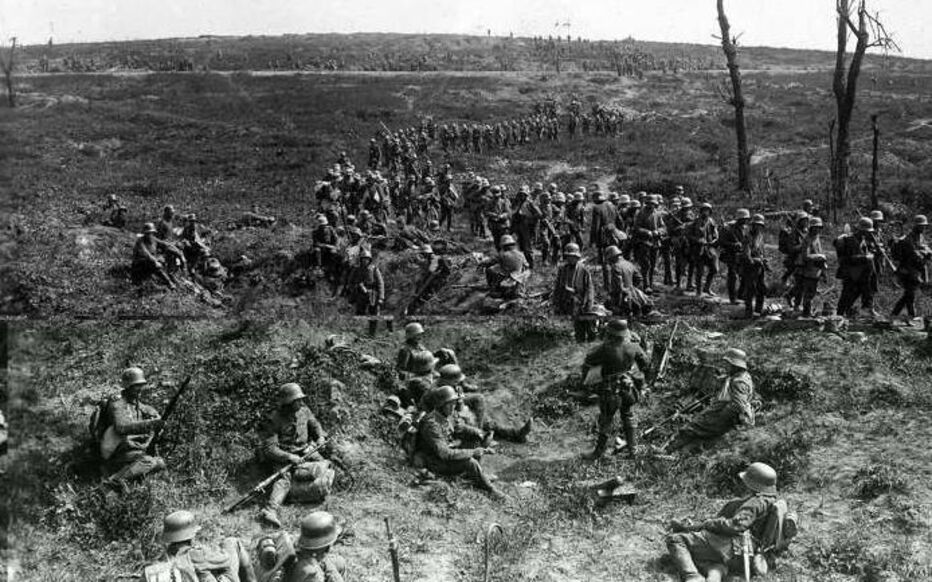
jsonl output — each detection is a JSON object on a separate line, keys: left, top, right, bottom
{"left": 860, "top": 278, "right": 875, "bottom": 312}
{"left": 107, "top": 454, "right": 166, "bottom": 483}
{"left": 726, "top": 263, "right": 738, "bottom": 303}
{"left": 620, "top": 404, "right": 637, "bottom": 458}
{"left": 837, "top": 280, "right": 856, "bottom": 316}
{"left": 662, "top": 245, "right": 673, "bottom": 285}
{"left": 703, "top": 257, "right": 718, "bottom": 294}
{"left": 754, "top": 270, "right": 766, "bottom": 314}
{"left": 585, "top": 393, "right": 617, "bottom": 459}
{"left": 666, "top": 532, "right": 719, "bottom": 582}
{"left": 694, "top": 257, "right": 705, "bottom": 296}
{"left": 260, "top": 472, "right": 292, "bottom": 527}
{"left": 800, "top": 278, "right": 818, "bottom": 317}
{"left": 685, "top": 253, "right": 696, "bottom": 291}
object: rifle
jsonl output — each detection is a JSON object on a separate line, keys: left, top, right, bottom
{"left": 145, "top": 375, "right": 193, "bottom": 456}
{"left": 651, "top": 321, "right": 679, "bottom": 386}
{"left": 223, "top": 439, "right": 328, "bottom": 514}
{"left": 385, "top": 517, "right": 401, "bottom": 582}
{"left": 742, "top": 530, "right": 753, "bottom": 582}
{"left": 641, "top": 393, "right": 711, "bottom": 439}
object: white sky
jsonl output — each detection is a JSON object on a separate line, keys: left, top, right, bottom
{"left": 2, "top": 0, "right": 930, "bottom": 59}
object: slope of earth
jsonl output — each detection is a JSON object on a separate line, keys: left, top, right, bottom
{"left": 4, "top": 62, "right": 932, "bottom": 317}
{"left": 5, "top": 319, "right": 932, "bottom": 581}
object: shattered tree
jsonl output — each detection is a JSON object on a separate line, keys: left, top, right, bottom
{"left": 716, "top": 0, "right": 751, "bottom": 193}
{"left": 830, "top": 0, "right": 898, "bottom": 209}
{"left": 1, "top": 36, "right": 16, "bottom": 107}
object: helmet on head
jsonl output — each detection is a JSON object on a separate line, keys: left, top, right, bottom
{"left": 618, "top": 194, "right": 631, "bottom": 205}
{"left": 162, "top": 511, "right": 199, "bottom": 544}
{"left": 700, "top": 202, "right": 712, "bottom": 211}
{"left": 297, "top": 511, "right": 340, "bottom": 551}
{"left": 608, "top": 191, "right": 619, "bottom": 202}
{"left": 563, "top": 243, "right": 581, "bottom": 257}
{"left": 573, "top": 192, "right": 585, "bottom": 202}
{"left": 606, "top": 319, "right": 630, "bottom": 338}
{"left": 359, "top": 249, "right": 372, "bottom": 261}
{"left": 629, "top": 200, "right": 642, "bottom": 209}
{"left": 751, "top": 214, "right": 765, "bottom": 226}
{"left": 915, "top": 214, "right": 929, "bottom": 227}
{"left": 604, "top": 245, "right": 622, "bottom": 261}
{"left": 438, "top": 364, "right": 465, "bottom": 384}
{"left": 121, "top": 367, "right": 147, "bottom": 389}
{"left": 680, "top": 197, "right": 693, "bottom": 209}
{"left": 278, "top": 383, "right": 306, "bottom": 406}
{"left": 404, "top": 322, "right": 425, "bottom": 339}
{"left": 409, "top": 351, "right": 437, "bottom": 374}
{"left": 420, "top": 244, "right": 434, "bottom": 255}
{"left": 722, "top": 348, "right": 748, "bottom": 369}
{"left": 857, "top": 217, "right": 874, "bottom": 232}
{"left": 809, "top": 217, "right": 824, "bottom": 228}
{"left": 554, "top": 192, "right": 566, "bottom": 203}
{"left": 500, "top": 234, "right": 517, "bottom": 247}
{"left": 433, "top": 385, "right": 460, "bottom": 407}
{"left": 739, "top": 462, "right": 778, "bottom": 495}
{"left": 869, "top": 210, "right": 884, "bottom": 222}
{"left": 735, "top": 208, "right": 751, "bottom": 221}
{"left": 141, "top": 223, "right": 157, "bottom": 234}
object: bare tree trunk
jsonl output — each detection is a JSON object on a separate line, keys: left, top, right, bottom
{"left": 716, "top": 0, "right": 751, "bottom": 192}
{"left": 1, "top": 37, "right": 16, "bottom": 108}
{"left": 870, "top": 113, "right": 880, "bottom": 209}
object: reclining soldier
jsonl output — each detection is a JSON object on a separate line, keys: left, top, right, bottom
{"left": 665, "top": 463, "right": 780, "bottom": 582}
{"left": 255, "top": 511, "right": 347, "bottom": 582}
{"left": 257, "top": 383, "right": 332, "bottom": 528}
{"left": 415, "top": 385, "right": 504, "bottom": 499}
{"left": 145, "top": 510, "right": 257, "bottom": 582}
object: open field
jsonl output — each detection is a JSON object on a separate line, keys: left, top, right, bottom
{"left": 4, "top": 43, "right": 932, "bottom": 318}
{"left": 5, "top": 318, "right": 932, "bottom": 581}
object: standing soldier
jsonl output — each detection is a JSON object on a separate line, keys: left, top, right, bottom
{"left": 146, "top": 510, "right": 257, "bottom": 582}
{"left": 665, "top": 463, "right": 780, "bottom": 582}
{"left": 589, "top": 188, "right": 619, "bottom": 276}
{"left": 632, "top": 195, "right": 665, "bottom": 291}
{"left": 891, "top": 215, "right": 931, "bottom": 324}
{"left": 346, "top": 249, "right": 385, "bottom": 335}
{"left": 257, "top": 383, "right": 329, "bottom": 528}
{"left": 869, "top": 209, "right": 889, "bottom": 279}
{"left": 312, "top": 216, "right": 340, "bottom": 290}
{"left": 537, "top": 191, "right": 559, "bottom": 266}
{"left": 835, "top": 217, "right": 880, "bottom": 318}
{"left": 739, "top": 214, "right": 768, "bottom": 318}
{"left": 580, "top": 320, "right": 650, "bottom": 460}
{"left": 415, "top": 386, "right": 504, "bottom": 499}
{"left": 719, "top": 209, "right": 750, "bottom": 304}
{"left": 485, "top": 186, "right": 512, "bottom": 252}
{"left": 512, "top": 185, "right": 543, "bottom": 268}
{"left": 565, "top": 191, "right": 587, "bottom": 248}
{"left": 779, "top": 212, "right": 809, "bottom": 305}
{"left": 668, "top": 348, "right": 757, "bottom": 451}
{"left": 553, "top": 243, "right": 596, "bottom": 343}
{"left": 100, "top": 367, "right": 167, "bottom": 488}
{"left": 604, "top": 245, "right": 652, "bottom": 317}
{"left": 368, "top": 138, "right": 381, "bottom": 169}
{"left": 796, "top": 216, "right": 828, "bottom": 317}
{"left": 686, "top": 203, "right": 719, "bottom": 297}
{"left": 659, "top": 197, "right": 681, "bottom": 287}
{"left": 482, "top": 235, "right": 529, "bottom": 296}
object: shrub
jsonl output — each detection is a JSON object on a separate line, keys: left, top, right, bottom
{"left": 756, "top": 368, "right": 815, "bottom": 403}
{"left": 853, "top": 460, "right": 911, "bottom": 501}
{"left": 706, "top": 430, "right": 814, "bottom": 495}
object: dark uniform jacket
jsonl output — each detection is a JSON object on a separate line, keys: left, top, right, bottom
{"left": 107, "top": 396, "right": 160, "bottom": 460}
{"left": 416, "top": 410, "right": 475, "bottom": 464}
{"left": 582, "top": 338, "right": 649, "bottom": 380}
{"left": 590, "top": 202, "right": 618, "bottom": 247}
{"left": 260, "top": 405, "right": 326, "bottom": 466}
{"left": 347, "top": 264, "right": 385, "bottom": 304}
{"left": 395, "top": 340, "right": 426, "bottom": 378}
{"left": 835, "top": 233, "right": 876, "bottom": 282}
{"left": 553, "top": 262, "right": 594, "bottom": 316}
{"left": 695, "top": 493, "right": 777, "bottom": 560}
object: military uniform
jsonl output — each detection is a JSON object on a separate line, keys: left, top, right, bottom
{"left": 633, "top": 206, "right": 664, "bottom": 289}
{"left": 892, "top": 224, "right": 931, "bottom": 320}
{"left": 415, "top": 410, "right": 495, "bottom": 491}
{"left": 739, "top": 229, "right": 767, "bottom": 317}
{"left": 835, "top": 230, "right": 878, "bottom": 316}
{"left": 259, "top": 405, "right": 328, "bottom": 515}
{"left": 673, "top": 369, "right": 756, "bottom": 446}
{"left": 605, "top": 256, "right": 649, "bottom": 316}
{"left": 132, "top": 233, "right": 181, "bottom": 288}
{"left": 796, "top": 232, "right": 826, "bottom": 317}
{"left": 346, "top": 262, "right": 384, "bottom": 316}
{"left": 719, "top": 221, "right": 748, "bottom": 303}
{"left": 687, "top": 214, "right": 719, "bottom": 295}
{"left": 104, "top": 395, "right": 166, "bottom": 482}
{"left": 512, "top": 195, "right": 542, "bottom": 267}
{"left": 553, "top": 260, "right": 595, "bottom": 343}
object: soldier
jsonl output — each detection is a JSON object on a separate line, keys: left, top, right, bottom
{"left": 553, "top": 243, "right": 596, "bottom": 343}
{"left": 396, "top": 322, "right": 428, "bottom": 380}
{"left": 106, "top": 205, "right": 128, "bottom": 229}
{"left": 662, "top": 195, "right": 688, "bottom": 287}
{"left": 779, "top": 212, "right": 809, "bottom": 300}
{"left": 156, "top": 205, "right": 177, "bottom": 241}
{"left": 589, "top": 188, "right": 619, "bottom": 267}
{"left": 132, "top": 223, "right": 184, "bottom": 289}
{"left": 285, "top": 512, "right": 347, "bottom": 582}
{"left": 401, "top": 350, "right": 437, "bottom": 408}
{"left": 146, "top": 510, "right": 257, "bottom": 582}
{"left": 668, "top": 348, "right": 757, "bottom": 451}
{"left": 257, "top": 383, "right": 329, "bottom": 528}
{"left": 101, "top": 367, "right": 167, "bottom": 488}
{"left": 633, "top": 195, "right": 665, "bottom": 291}
{"left": 195, "top": 257, "right": 230, "bottom": 297}
{"left": 407, "top": 244, "right": 450, "bottom": 315}
{"left": 835, "top": 217, "right": 880, "bottom": 318}
{"left": 414, "top": 385, "right": 503, "bottom": 499}
{"left": 368, "top": 137, "right": 381, "bottom": 169}
{"left": 604, "top": 245, "right": 652, "bottom": 317}
{"left": 739, "top": 214, "right": 768, "bottom": 318}
{"left": 686, "top": 203, "right": 719, "bottom": 297}
{"left": 719, "top": 209, "right": 750, "bottom": 304}
{"left": 512, "top": 185, "right": 542, "bottom": 268}
{"left": 869, "top": 209, "right": 888, "bottom": 279}
{"left": 891, "top": 215, "right": 931, "bottom": 324}
{"left": 346, "top": 249, "right": 385, "bottom": 335}
{"left": 580, "top": 320, "right": 650, "bottom": 460}
{"left": 312, "top": 216, "right": 340, "bottom": 289}
{"left": 565, "top": 191, "right": 587, "bottom": 248}
{"left": 796, "top": 217, "right": 828, "bottom": 317}
{"left": 179, "top": 214, "right": 210, "bottom": 272}
{"left": 485, "top": 186, "right": 512, "bottom": 252}
{"left": 665, "top": 463, "right": 779, "bottom": 582}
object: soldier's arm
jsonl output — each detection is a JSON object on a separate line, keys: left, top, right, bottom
{"left": 305, "top": 410, "right": 328, "bottom": 445}
{"left": 110, "top": 400, "right": 160, "bottom": 436}
{"left": 701, "top": 496, "right": 769, "bottom": 536}
{"left": 729, "top": 377, "right": 755, "bottom": 426}
{"left": 581, "top": 345, "right": 603, "bottom": 375}
{"left": 375, "top": 267, "right": 385, "bottom": 302}
{"left": 422, "top": 418, "right": 474, "bottom": 462}
{"left": 259, "top": 417, "right": 300, "bottom": 464}
{"left": 396, "top": 349, "right": 411, "bottom": 378}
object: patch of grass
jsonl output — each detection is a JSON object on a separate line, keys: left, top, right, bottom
{"left": 705, "top": 429, "right": 814, "bottom": 495}
{"left": 853, "top": 460, "right": 912, "bottom": 501}
{"left": 756, "top": 368, "right": 816, "bottom": 403}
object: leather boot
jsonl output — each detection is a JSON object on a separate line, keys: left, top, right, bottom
{"left": 583, "top": 435, "right": 608, "bottom": 460}
{"left": 623, "top": 420, "right": 638, "bottom": 459}
{"left": 668, "top": 540, "right": 704, "bottom": 582}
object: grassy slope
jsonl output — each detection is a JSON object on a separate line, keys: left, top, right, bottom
{"left": 4, "top": 62, "right": 932, "bottom": 317}
{"left": 5, "top": 319, "right": 932, "bottom": 581}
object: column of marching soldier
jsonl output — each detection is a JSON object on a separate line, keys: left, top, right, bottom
{"left": 97, "top": 316, "right": 805, "bottom": 582}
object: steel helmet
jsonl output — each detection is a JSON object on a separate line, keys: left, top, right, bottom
{"left": 317, "top": 215, "right": 329, "bottom": 226}
{"left": 675, "top": 185, "right": 685, "bottom": 193}
{"left": 428, "top": 220, "right": 440, "bottom": 230}
{"left": 554, "top": 192, "right": 566, "bottom": 203}
{"left": 533, "top": 182, "right": 544, "bottom": 191}
{"left": 645, "top": 195, "right": 657, "bottom": 206}
{"left": 618, "top": 194, "right": 631, "bottom": 205}
{"left": 751, "top": 214, "right": 766, "bottom": 226}
{"left": 563, "top": 243, "right": 581, "bottom": 257}
{"left": 404, "top": 322, "right": 425, "bottom": 339}
{"left": 629, "top": 200, "right": 642, "bottom": 209}
{"left": 162, "top": 510, "right": 200, "bottom": 544}
{"left": 500, "top": 234, "right": 517, "bottom": 247}
{"left": 359, "top": 249, "right": 372, "bottom": 260}
{"left": 869, "top": 210, "right": 884, "bottom": 222}
{"left": 548, "top": 183, "right": 558, "bottom": 191}
{"left": 809, "top": 217, "right": 824, "bottom": 228}
{"left": 409, "top": 350, "right": 437, "bottom": 374}
{"left": 606, "top": 319, "right": 630, "bottom": 338}
{"left": 141, "top": 223, "right": 157, "bottom": 234}
{"left": 857, "top": 217, "right": 875, "bottom": 232}
{"left": 735, "top": 208, "right": 751, "bottom": 221}
{"left": 915, "top": 214, "right": 929, "bottom": 227}
{"left": 278, "top": 383, "right": 307, "bottom": 406}
{"left": 722, "top": 348, "right": 748, "bottom": 369}
{"left": 121, "top": 367, "right": 147, "bottom": 388}
{"left": 604, "top": 245, "right": 622, "bottom": 261}
{"left": 433, "top": 385, "right": 460, "bottom": 407}
{"left": 296, "top": 511, "right": 340, "bottom": 551}
{"left": 700, "top": 202, "right": 713, "bottom": 211}
{"left": 680, "top": 197, "right": 693, "bottom": 209}
{"left": 739, "top": 462, "right": 778, "bottom": 495}
{"left": 608, "top": 191, "right": 619, "bottom": 201}
{"left": 438, "top": 364, "right": 466, "bottom": 384}
{"left": 420, "top": 244, "right": 434, "bottom": 255}
{"left": 573, "top": 192, "right": 585, "bottom": 202}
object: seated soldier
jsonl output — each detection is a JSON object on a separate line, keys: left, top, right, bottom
{"left": 665, "top": 463, "right": 780, "bottom": 582}
{"left": 395, "top": 323, "right": 427, "bottom": 380}
{"left": 101, "top": 367, "right": 167, "bottom": 488}
{"left": 132, "top": 223, "right": 184, "bottom": 289}
{"left": 422, "top": 365, "right": 532, "bottom": 445}
{"left": 603, "top": 245, "right": 654, "bottom": 317}
{"left": 414, "top": 386, "right": 504, "bottom": 499}
{"left": 255, "top": 511, "right": 346, "bottom": 582}
{"left": 400, "top": 351, "right": 437, "bottom": 409}
{"left": 668, "top": 348, "right": 758, "bottom": 452}
{"left": 194, "top": 257, "right": 230, "bottom": 296}
{"left": 482, "top": 234, "right": 530, "bottom": 297}
{"left": 145, "top": 510, "right": 257, "bottom": 582}
{"left": 257, "top": 383, "right": 332, "bottom": 528}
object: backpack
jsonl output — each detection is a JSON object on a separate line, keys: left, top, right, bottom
{"left": 88, "top": 397, "right": 114, "bottom": 446}
{"left": 777, "top": 227, "right": 793, "bottom": 255}
{"left": 753, "top": 498, "right": 799, "bottom": 575}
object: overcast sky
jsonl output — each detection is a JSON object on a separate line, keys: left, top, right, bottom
{"left": 2, "top": 0, "right": 929, "bottom": 59}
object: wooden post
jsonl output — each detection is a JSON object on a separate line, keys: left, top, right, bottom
{"left": 870, "top": 113, "right": 880, "bottom": 209}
